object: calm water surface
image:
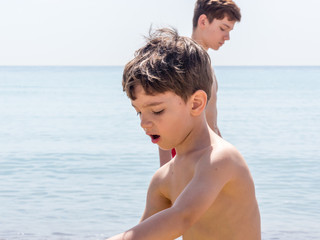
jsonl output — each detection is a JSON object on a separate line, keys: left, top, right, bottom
{"left": 0, "top": 66, "right": 319, "bottom": 239}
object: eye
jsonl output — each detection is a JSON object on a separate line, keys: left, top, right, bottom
{"left": 136, "top": 111, "right": 141, "bottom": 117}
{"left": 220, "top": 27, "right": 225, "bottom": 31}
{"left": 153, "top": 109, "right": 164, "bottom": 115}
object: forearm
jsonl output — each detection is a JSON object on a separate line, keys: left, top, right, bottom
{"left": 106, "top": 207, "right": 186, "bottom": 240}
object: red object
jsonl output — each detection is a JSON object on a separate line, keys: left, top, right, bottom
{"left": 171, "top": 148, "right": 176, "bottom": 158}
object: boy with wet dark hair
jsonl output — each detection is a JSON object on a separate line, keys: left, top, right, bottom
{"left": 107, "top": 28, "right": 260, "bottom": 240}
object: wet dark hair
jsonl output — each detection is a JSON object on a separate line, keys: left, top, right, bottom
{"left": 122, "top": 28, "right": 213, "bottom": 102}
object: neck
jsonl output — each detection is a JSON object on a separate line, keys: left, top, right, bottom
{"left": 191, "top": 31, "right": 209, "bottom": 51}
{"left": 175, "top": 115, "right": 215, "bottom": 156}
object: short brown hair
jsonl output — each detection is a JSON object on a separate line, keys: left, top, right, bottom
{"left": 122, "top": 28, "right": 213, "bottom": 102}
{"left": 193, "top": 0, "right": 241, "bottom": 29}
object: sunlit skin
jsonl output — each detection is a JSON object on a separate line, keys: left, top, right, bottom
{"left": 107, "top": 85, "right": 261, "bottom": 240}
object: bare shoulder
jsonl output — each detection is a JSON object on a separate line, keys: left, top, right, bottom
{"left": 151, "top": 161, "right": 171, "bottom": 185}
{"left": 213, "top": 140, "right": 245, "bottom": 165}
{"left": 197, "top": 139, "right": 250, "bottom": 181}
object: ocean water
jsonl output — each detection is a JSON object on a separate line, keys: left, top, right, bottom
{"left": 0, "top": 66, "right": 319, "bottom": 239}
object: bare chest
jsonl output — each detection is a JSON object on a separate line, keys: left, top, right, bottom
{"left": 166, "top": 162, "right": 195, "bottom": 203}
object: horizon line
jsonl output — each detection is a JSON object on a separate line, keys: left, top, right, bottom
{"left": 1, "top": 65, "right": 320, "bottom": 68}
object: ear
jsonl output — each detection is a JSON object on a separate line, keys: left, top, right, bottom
{"left": 190, "top": 90, "right": 207, "bottom": 116}
{"left": 198, "top": 14, "right": 209, "bottom": 29}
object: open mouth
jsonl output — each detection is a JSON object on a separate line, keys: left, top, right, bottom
{"left": 150, "top": 135, "right": 160, "bottom": 143}
{"left": 151, "top": 135, "right": 160, "bottom": 140}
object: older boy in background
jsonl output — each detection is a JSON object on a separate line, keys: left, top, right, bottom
{"left": 159, "top": 0, "right": 241, "bottom": 166}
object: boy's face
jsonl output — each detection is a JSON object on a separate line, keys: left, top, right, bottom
{"left": 201, "top": 15, "right": 236, "bottom": 51}
{"left": 131, "top": 85, "right": 193, "bottom": 150}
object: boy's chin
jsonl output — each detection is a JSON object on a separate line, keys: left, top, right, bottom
{"left": 159, "top": 146, "right": 173, "bottom": 151}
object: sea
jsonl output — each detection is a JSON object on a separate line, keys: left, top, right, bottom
{"left": 0, "top": 66, "right": 319, "bottom": 240}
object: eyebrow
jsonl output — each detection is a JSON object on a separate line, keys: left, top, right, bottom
{"left": 132, "top": 101, "right": 164, "bottom": 108}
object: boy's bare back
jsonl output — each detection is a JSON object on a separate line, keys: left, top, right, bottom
{"left": 142, "top": 133, "right": 260, "bottom": 240}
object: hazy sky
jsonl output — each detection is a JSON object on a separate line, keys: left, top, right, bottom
{"left": 1, "top": 0, "right": 319, "bottom": 66}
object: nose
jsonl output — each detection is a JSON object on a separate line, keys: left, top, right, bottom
{"left": 140, "top": 113, "right": 152, "bottom": 130}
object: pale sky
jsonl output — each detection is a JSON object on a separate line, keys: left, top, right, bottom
{"left": 0, "top": 0, "right": 319, "bottom": 66}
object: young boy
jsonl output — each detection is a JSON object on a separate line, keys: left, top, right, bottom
{"left": 159, "top": 0, "right": 241, "bottom": 166}
{"left": 107, "top": 28, "right": 260, "bottom": 240}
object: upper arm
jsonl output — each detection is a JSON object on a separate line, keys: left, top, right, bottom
{"left": 140, "top": 169, "right": 171, "bottom": 222}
